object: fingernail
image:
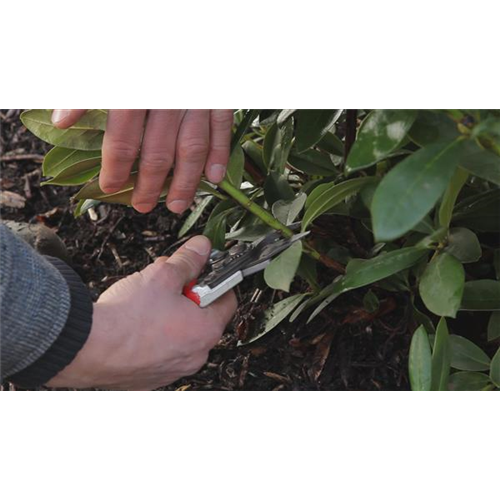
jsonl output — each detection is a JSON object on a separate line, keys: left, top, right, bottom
{"left": 100, "top": 183, "right": 122, "bottom": 194}
{"left": 207, "top": 164, "right": 226, "bottom": 184}
{"left": 134, "top": 202, "right": 155, "bottom": 213}
{"left": 52, "top": 109, "right": 71, "bottom": 125}
{"left": 167, "top": 200, "right": 188, "bottom": 214}
{"left": 185, "top": 235, "right": 211, "bottom": 256}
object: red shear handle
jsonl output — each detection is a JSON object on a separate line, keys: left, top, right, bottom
{"left": 182, "top": 279, "right": 201, "bottom": 306}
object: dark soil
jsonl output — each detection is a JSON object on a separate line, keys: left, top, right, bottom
{"left": 1, "top": 110, "right": 417, "bottom": 390}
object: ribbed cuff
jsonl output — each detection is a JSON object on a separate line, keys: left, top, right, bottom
{"left": 8, "top": 257, "right": 93, "bottom": 388}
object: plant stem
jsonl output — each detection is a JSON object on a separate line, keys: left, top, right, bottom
{"left": 218, "top": 178, "right": 345, "bottom": 273}
{"left": 219, "top": 178, "right": 294, "bottom": 237}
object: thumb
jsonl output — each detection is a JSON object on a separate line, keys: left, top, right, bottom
{"left": 52, "top": 109, "right": 88, "bottom": 129}
{"left": 152, "top": 235, "right": 212, "bottom": 291}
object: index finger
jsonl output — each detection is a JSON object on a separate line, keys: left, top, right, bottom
{"left": 100, "top": 110, "right": 147, "bottom": 193}
{"left": 204, "top": 290, "right": 238, "bottom": 332}
{"left": 52, "top": 109, "right": 88, "bottom": 129}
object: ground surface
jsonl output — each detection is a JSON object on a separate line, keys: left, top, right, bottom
{"left": 1, "top": 110, "right": 416, "bottom": 390}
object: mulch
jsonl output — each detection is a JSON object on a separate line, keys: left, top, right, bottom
{"left": 1, "top": 109, "right": 415, "bottom": 390}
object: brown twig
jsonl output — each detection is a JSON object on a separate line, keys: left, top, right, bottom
{"left": 97, "top": 215, "right": 125, "bottom": 260}
{"left": 0, "top": 153, "right": 44, "bottom": 163}
{"left": 243, "top": 154, "right": 266, "bottom": 185}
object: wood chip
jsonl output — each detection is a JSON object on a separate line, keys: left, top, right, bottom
{"left": 88, "top": 207, "right": 98, "bottom": 221}
{"left": 109, "top": 243, "right": 124, "bottom": 268}
{"left": 309, "top": 332, "right": 335, "bottom": 382}
{"left": 0, "top": 153, "right": 44, "bottom": 162}
{"left": 0, "top": 190, "right": 26, "bottom": 208}
{"left": 264, "top": 371, "right": 291, "bottom": 384}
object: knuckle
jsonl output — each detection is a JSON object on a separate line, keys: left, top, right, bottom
{"left": 160, "top": 261, "right": 185, "bottom": 286}
{"left": 106, "top": 139, "right": 139, "bottom": 164}
{"left": 121, "top": 109, "right": 143, "bottom": 119}
{"left": 171, "top": 181, "right": 196, "bottom": 198}
{"left": 212, "top": 110, "right": 233, "bottom": 128}
{"left": 178, "top": 139, "right": 209, "bottom": 161}
{"left": 140, "top": 151, "right": 174, "bottom": 175}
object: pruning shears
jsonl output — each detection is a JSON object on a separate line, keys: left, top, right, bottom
{"left": 182, "top": 225, "right": 309, "bottom": 307}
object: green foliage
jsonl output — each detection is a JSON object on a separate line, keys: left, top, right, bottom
{"left": 409, "top": 325, "right": 432, "bottom": 391}
{"left": 25, "top": 109, "right": 500, "bottom": 390}
{"left": 419, "top": 253, "right": 464, "bottom": 318}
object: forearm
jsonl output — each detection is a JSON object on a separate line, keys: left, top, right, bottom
{"left": 0, "top": 224, "right": 93, "bottom": 386}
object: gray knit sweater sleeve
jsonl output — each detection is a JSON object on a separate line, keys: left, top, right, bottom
{"left": 0, "top": 224, "right": 93, "bottom": 386}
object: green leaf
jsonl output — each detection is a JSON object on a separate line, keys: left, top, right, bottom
{"left": 371, "top": 140, "right": 462, "bottom": 241}
{"left": 413, "top": 305, "right": 436, "bottom": 335}
{"left": 342, "top": 247, "right": 427, "bottom": 290}
{"left": 488, "top": 312, "right": 500, "bottom": 341}
{"left": 444, "top": 228, "right": 482, "bottom": 263}
{"left": 317, "top": 131, "right": 344, "bottom": 156}
{"left": 439, "top": 167, "right": 469, "bottom": 228}
{"left": 453, "top": 188, "right": 500, "bottom": 232}
{"left": 460, "top": 140, "right": 500, "bottom": 186}
{"left": 74, "top": 173, "right": 170, "bottom": 206}
{"left": 264, "top": 241, "right": 303, "bottom": 292}
{"left": 295, "top": 109, "right": 342, "bottom": 153}
{"left": 263, "top": 171, "right": 295, "bottom": 206}
{"left": 41, "top": 147, "right": 102, "bottom": 186}
{"left": 346, "top": 109, "right": 417, "bottom": 172}
{"left": 242, "top": 141, "right": 266, "bottom": 173}
{"left": 21, "top": 109, "right": 106, "bottom": 150}
{"left": 197, "top": 180, "right": 226, "bottom": 200}
{"left": 363, "top": 290, "right": 380, "bottom": 313}
{"left": 494, "top": 249, "right": 500, "bottom": 280}
{"left": 450, "top": 335, "right": 491, "bottom": 371}
{"left": 409, "top": 111, "right": 460, "bottom": 147}
{"left": 409, "top": 325, "right": 432, "bottom": 391}
{"left": 226, "top": 224, "right": 270, "bottom": 242}
{"left": 431, "top": 318, "right": 451, "bottom": 390}
{"left": 288, "top": 150, "right": 338, "bottom": 176}
{"left": 490, "top": 348, "right": 500, "bottom": 387}
{"left": 74, "top": 174, "right": 134, "bottom": 205}
{"left": 460, "top": 280, "right": 500, "bottom": 311}
{"left": 473, "top": 116, "right": 500, "bottom": 139}
{"left": 306, "top": 277, "right": 345, "bottom": 322}
{"left": 231, "top": 109, "right": 259, "bottom": 151}
{"left": 241, "top": 293, "right": 308, "bottom": 345}
{"left": 178, "top": 196, "right": 213, "bottom": 237}
{"left": 307, "top": 248, "right": 427, "bottom": 322}
{"left": 263, "top": 119, "right": 294, "bottom": 171}
{"left": 203, "top": 210, "right": 230, "bottom": 250}
{"left": 297, "top": 254, "right": 319, "bottom": 292}
{"left": 419, "top": 253, "right": 465, "bottom": 318}
{"left": 74, "top": 198, "right": 101, "bottom": 217}
{"left": 272, "top": 192, "right": 307, "bottom": 225}
{"left": 449, "top": 372, "right": 493, "bottom": 391}
{"left": 44, "top": 166, "right": 101, "bottom": 187}
{"left": 277, "top": 109, "right": 296, "bottom": 127}
{"left": 226, "top": 144, "right": 245, "bottom": 188}
{"left": 42, "top": 147, "right": 101, "bottom": 177}
{"left": 302, "top": 177, "right": 377, "bottom": 230}
{"left": 413, "top": 216, "right": 435, "bottom": 235}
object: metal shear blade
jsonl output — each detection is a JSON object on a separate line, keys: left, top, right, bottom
{"left": 241, "top": 231, "right": 309, "bottom": 277}
{"left": 183, "top": 226, "right": 310, "bottom": 307}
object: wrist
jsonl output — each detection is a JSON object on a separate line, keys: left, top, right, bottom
{"left": 46, "top": 302, "right": 115, "bottom": 388}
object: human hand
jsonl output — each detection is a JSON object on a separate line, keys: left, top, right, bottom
{"left": 46, "top": 236, "right": 237, "bottom": 390}
{"left": 52, "top": 109, "right": 234, "bottom": 214}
